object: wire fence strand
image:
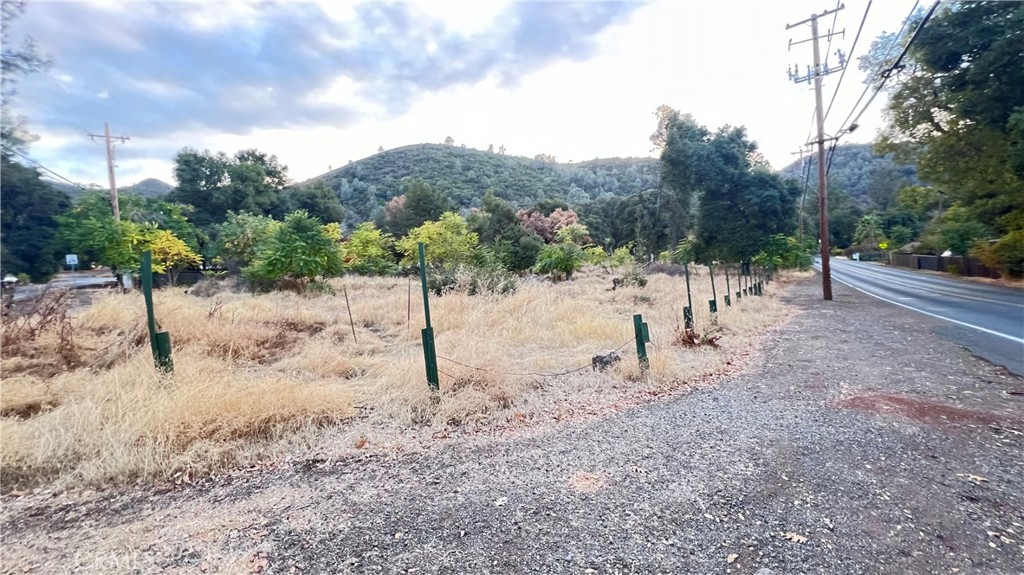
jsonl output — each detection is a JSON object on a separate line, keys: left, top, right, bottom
{"left": 436, "top": 336, "right": 637, "bottom": 379}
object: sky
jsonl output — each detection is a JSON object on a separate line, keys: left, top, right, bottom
{"left": 5, "top": 0, "right": 918, "bottom": 188}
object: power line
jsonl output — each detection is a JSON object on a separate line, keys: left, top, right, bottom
{"left": 1, "top": 146, "right": 91, "bottom": 192}
{"left": 835, "top": 0, "right": 927, "bottom": 136}
{"left": 842, "top": 0, "right": 939, "bottom": 136}
{"left": 823, "top": 0, "right": 843, "bottom": 66}
{"left": 823, "top": 0, "right": 873, "bottom": 125}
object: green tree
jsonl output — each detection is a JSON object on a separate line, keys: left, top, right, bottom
{"left": 396, "top": 212, "right": 478, "bottom": 266}
{"left": 929, "top": 204, "right": 992, "bottom": 256}
{"left": 854, "top": 214, "right": 885, "bottom": 248}
{"left": 467, "top": 190, "right": 518, "bottom": 245}
{"left": 554, "top": 222, "right": 592, "bottom": 246}
{"left": 64, "top": 190, "right": 204, "bottom": 259}
{"left": 273, "top": 180, "right": 345, "bottom": 224}
{"left": 696, "top": 166, "right": 799, "bottom": 262}
{"left": 897, "top": 185, "right": 944, "bottom": 222}
{"left": 215, "top": 211, "right": 280, "bottom": 270}
{"left": 0, "top": 155, "right": 70, "bottom": 281}
{"left": 341, "top": 222, "right": 397, "bottom": 275}
{"left": 870, "top": 3, "right": 1024, "bottom": 236}
{"left": 887, "top": 225, "right": 915, "bottom": 248}
{"left": 1, "top": 0, "right": 51, "bottom": 151}
{"left": 147, "top": 229, "right": 202, "bottom": 285}
{"left": 57, "top": 214, "right": 195, "bottom": 279}
{"left": 503, "top": 230, "right": 544, "bottom": 272}
{"left": 381, "top": 178, "right": 451, "bottom": 237}
{"left": 467, "top": 190, "right": 544, "bottom": 271}
{"left": 169, "top": 148, "right": 289, "bottom": 228}
{"left": 649, "top": 104, "right": 682, "bottom": 151}
{"left": 244, "top": 210, "right": 343, "bottom": 293}
{"left": 658, "top": 111, "right": 712, "bottom": 248}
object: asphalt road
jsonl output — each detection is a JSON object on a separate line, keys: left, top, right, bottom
{"left": 9, "top": 270, "right": 117, "bottom": 302}
{"left": 818, "top": 257, "right": 1024, "bottom": 375}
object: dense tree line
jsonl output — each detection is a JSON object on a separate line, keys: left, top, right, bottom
{"left": 872, "top": 1, "right": 1023, "bottom": 275}
{"left": 315, "top": 144, "right": 660, "bottom": 228}
{"left": 778, "top": 144, "right": 917, "bottom": 210}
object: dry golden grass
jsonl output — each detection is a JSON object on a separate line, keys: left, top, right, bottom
{"left": 0, "top": 265, "right": 797, "bottom": 490}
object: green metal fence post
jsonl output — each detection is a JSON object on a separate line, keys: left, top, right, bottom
{"left": 707, "top": 263, "right": 718, "bottom": 314}
{"left": 141, "top": 250, "right": 173, "bottom": 372}
{"left": 683, "top": 261, "right": 694, "bottom": 331}
{"left": 633, "top": 314, "right": 650, "bottom": 372}
{"left": 418, "top": 243, "right": 440, "bottom": 391}
{"left": 724, "top": 265, "right": 732, "bottom": 307}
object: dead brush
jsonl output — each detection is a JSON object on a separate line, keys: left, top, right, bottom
{"left": 437, "top": 371, "right": 519, "bottom": 426}
{"left": 205, "top": 298, "right": 224, "bottom": 320}
{"left": 672, "top": 324, "right": 722, "bottom": 348}
{"left": 1, "top": 289, "right": 78, "bottom": 368}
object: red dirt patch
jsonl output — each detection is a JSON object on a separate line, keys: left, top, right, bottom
{"left": 837, "top": 393, "right": 1019, "bottom": 427}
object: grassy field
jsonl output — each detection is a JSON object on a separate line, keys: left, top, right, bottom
{"left": 0, "top": 267, "right": 802, "bottom": 490}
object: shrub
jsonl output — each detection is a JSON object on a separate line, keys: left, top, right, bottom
{"left": 753, "top": 234, "right": 814, "bottom": 270}
{"left": 533, "top": 242, "right": 585, "bottom": 281}
{"left": 667, "top": 238, "right": 694, "bottom": 265}
{"left": 341, "top": 222, "right": 398, "bottom": 275}
{"left": 215, "top": 212, "right": 280, "bottom": 272}
{"left": 608, "top": 244, "right": 635, "bottom": 268}
{"left": 972, "top": 230, "right": 1024, "bottom": 278}
{"left": 428, "top": 264, "right": 518, "bottom": 296}
{"left": 612, "top": 267, "right": 648, "bottom": 289}
{"left": 243, "top": 210, "right": 343, "bottom": 293}
{"left": 644, "top": 262, "right": 687, "bottom": 277}
{"left": 396, "top": 212, "right": 478, "bottom": 266}
{"left": 583, "top": 246, "right": 608, "bottom": 266}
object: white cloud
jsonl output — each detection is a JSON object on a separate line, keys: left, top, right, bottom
{"left": 413, "top": 0, "right": 512, "bottom": 35}
{"left": 21, "top": 0, "right": 918, "bottom": 187}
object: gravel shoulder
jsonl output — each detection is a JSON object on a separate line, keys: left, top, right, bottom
{"left": 2, "top": 277, "right": 1023, "bottom": 575}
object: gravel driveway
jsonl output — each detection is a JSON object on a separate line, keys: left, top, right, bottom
{"left": 3, "top": 278, "right": 1023, "bottom": 574}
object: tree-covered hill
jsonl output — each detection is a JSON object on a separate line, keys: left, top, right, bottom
{"left": 306, "top": 144, "right": 661, "bottom": 226}
{"left": 778, "top": 143, "right": 917, "bottom": 209}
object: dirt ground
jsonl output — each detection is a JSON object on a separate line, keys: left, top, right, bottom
{"left": 1, "top": 277, "right": 1022, "bottom": 574}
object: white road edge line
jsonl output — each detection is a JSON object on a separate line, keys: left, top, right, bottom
{"left": 827, "top": 271, "right": 1024, "bottom": 345}
{"left": 831, "top": 263, "right": 1024, "bottom": 307}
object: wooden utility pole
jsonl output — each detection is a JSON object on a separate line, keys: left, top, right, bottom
{"left": 787, "top": 5, "right": 844, "bottom": 301}
{"left": 88, "top": 122, "right": 130, "bottom": 221}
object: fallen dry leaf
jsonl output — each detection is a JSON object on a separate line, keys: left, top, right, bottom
{"left": 781, "top": 531, "right": 809, "bottom": 544}
{"left": 727, "top": 553, "right": 739, "bottom": 564}
{"left": 355, "top": 437, "right": 368, "bottom": 449}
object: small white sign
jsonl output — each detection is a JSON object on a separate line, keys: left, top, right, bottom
{"left": 65, "top": 254, "right": 79, "bottom": 266}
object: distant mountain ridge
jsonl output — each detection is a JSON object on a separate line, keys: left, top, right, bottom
{"left": 50, "top": 177, "right": 173, "bottom": 200}
{"left": 305, "top": 143, "right": 662, "bottom": 227}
